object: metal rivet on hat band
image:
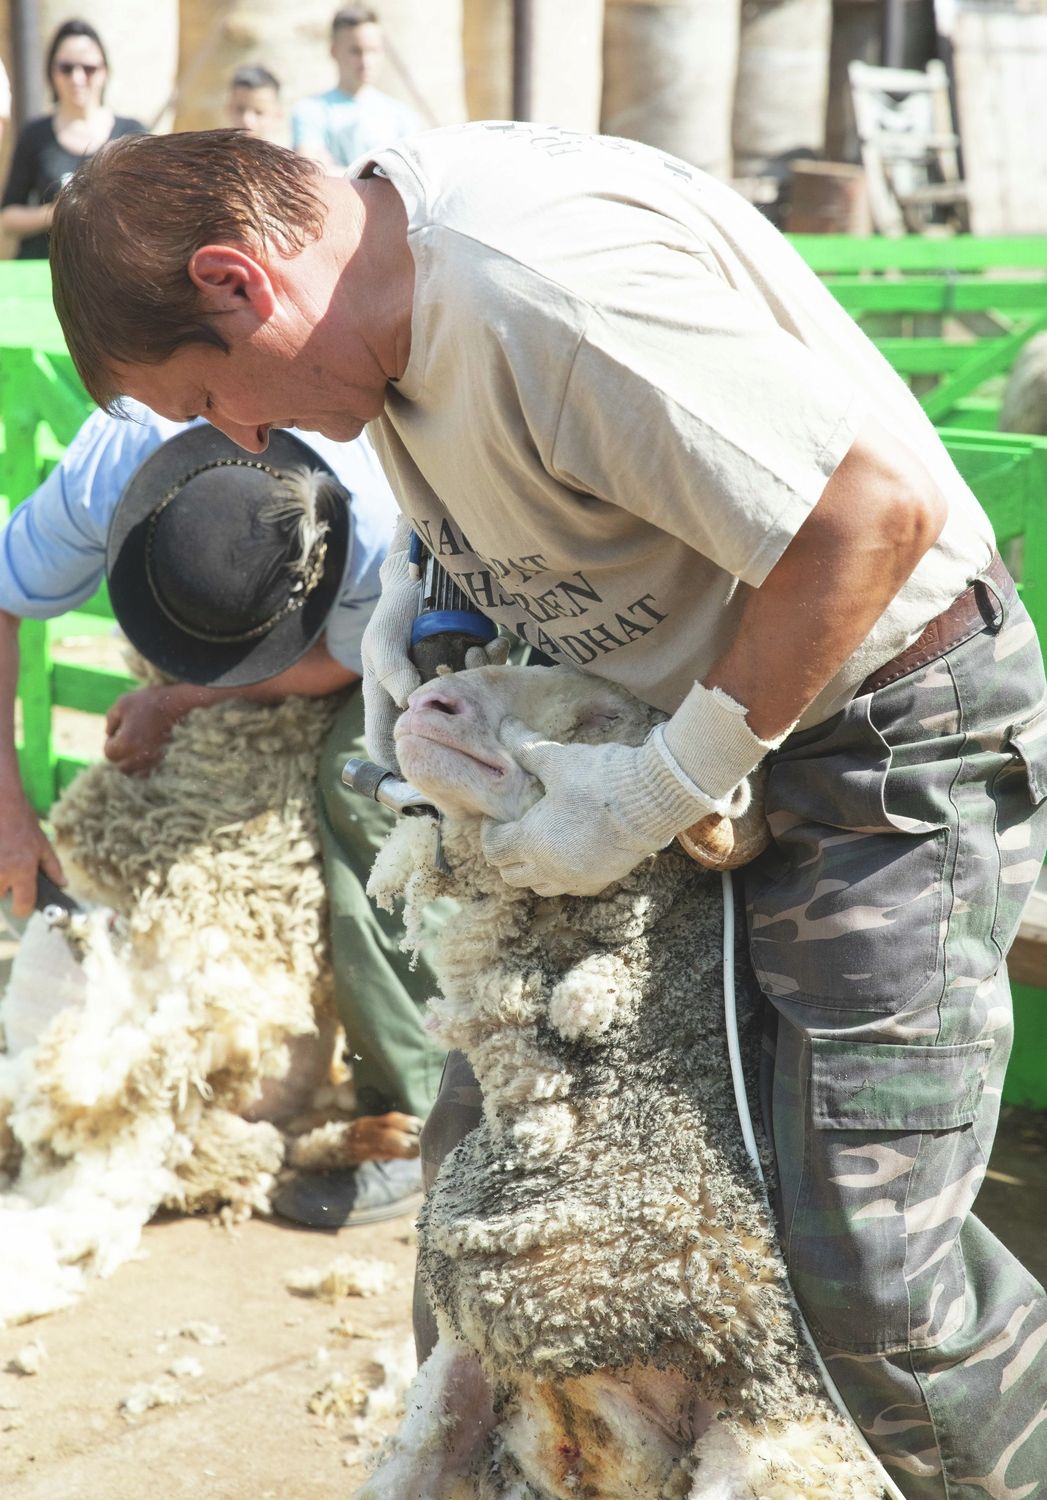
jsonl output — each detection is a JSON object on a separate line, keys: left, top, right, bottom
{"left": 144, "top": 457, "right": 330, "bottom": 644}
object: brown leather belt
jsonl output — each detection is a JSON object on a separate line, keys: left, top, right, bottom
{"left": 858, "top": 552, "right": 1013, "bottom": 697}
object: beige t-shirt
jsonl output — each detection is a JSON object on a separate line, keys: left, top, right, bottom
{"left": 362, "top": 122, "right": 994, "bottom": 727}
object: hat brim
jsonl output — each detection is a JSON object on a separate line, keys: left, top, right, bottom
{"left": 107, "top": 426, "right": 350, "bottom": 689}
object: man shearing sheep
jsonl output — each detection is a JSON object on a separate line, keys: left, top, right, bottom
{"left": 48, "top": 124, "right": 1047, "bottom": 1495}
{"left": 0, "top": 407, "right": 446, "bottom": 1228}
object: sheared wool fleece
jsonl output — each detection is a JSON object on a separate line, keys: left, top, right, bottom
{"left": 367, "top": 677, "right": 884, "bottom": 1496}
{"left": 0, "top": 689, "right": 344, "bottom": 1326}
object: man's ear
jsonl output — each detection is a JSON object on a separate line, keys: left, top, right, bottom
{"left": 187, "top": 245, "right": 276, "bottom": 325}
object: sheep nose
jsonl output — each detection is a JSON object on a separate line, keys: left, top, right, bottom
{"left": 409, "top": 686, "right": 469, "bottom": 717}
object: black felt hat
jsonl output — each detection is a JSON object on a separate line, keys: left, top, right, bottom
{"left": 106, "top": 427, "right": 350, "bottom": 688}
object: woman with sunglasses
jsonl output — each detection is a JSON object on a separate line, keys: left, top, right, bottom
{"left": 1, "top": 19, "right": 145, "bottom": 260}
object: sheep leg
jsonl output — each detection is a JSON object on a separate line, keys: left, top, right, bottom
{"left": 287, "top": 1112, "right": 423, "bottom": 1170}
{"left": 353, "top": 1336, "right": 498, "bottom": 1500}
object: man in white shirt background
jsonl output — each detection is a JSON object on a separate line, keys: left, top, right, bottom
{"left": 291, "top": 6, "right": 419, "bottom": 171}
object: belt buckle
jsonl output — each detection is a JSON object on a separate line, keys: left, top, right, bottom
{"left": 973, "top": 577, "right": 1004, "bottom": 634}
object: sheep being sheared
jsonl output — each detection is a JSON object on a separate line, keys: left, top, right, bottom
{"left": 359, "top": 663, "right": 885, "bottom": 1499}
{"left": 0, "top": 688, "right": 414, "bottom": 1328}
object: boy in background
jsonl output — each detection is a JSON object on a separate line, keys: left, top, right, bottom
{"left": 291, "top": 7, "right": 418, "bottom": 170}
{"left": 225, "top": 63, "right": 285, "bottom": 146}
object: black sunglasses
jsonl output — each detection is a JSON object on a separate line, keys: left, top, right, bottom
{"left": 54, "top": 61, "right": 103, "bottom": 77}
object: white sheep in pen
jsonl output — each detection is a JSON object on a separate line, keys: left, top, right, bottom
{"left": 0, "top": 686, "right": 374, "bottom": 1328}
{"left": 358, "top": 663, "right": 885, "bottom": 1499}
{"left": 999, "top": 331, "right": 1047, "bottom": 436}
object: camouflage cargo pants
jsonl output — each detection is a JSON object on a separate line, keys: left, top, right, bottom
{"left": 747, "top": 572, "right": 1047, "bottom": 1498}
{"left": 416, "top": 570, "right": 1047, "bottom": 1498}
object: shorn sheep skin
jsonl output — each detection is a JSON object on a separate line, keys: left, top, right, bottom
{"left": 359, "top": 663, "right": 885, "bottom": 1499}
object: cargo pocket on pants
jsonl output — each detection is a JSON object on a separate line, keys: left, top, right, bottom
{"left": 786, "top": 1035, "right": 994, "bottom": 1354}
{"left": 992, "top": 702, "right": 1047, "bottom": 960}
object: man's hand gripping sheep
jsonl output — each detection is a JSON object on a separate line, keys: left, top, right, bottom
{"left": 356, "top": 662, "right": 885, "bottom": 1500}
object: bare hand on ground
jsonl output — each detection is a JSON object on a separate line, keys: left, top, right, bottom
{"left": 0, "top": 796, "right": 65, "bottom": 918}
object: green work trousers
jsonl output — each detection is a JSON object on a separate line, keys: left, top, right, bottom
{"left": 316, "top": 684, "right": 448, "bottom": 1121}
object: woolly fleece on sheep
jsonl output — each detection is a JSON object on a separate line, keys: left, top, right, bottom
{"left": 361, "top": 663, "right": 884, "bottom": 1498}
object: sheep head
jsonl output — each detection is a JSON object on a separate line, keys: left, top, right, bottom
{"left": 392, "top": 662, "right": 769, "bottom": 873}
{"left": 393, "top": 663, "right": 663, "bottom": 823}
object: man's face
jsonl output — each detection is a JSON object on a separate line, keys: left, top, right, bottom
{"left": 332, "top": 22, "right": 383, "bottom": 93}
{"left": 116, "top": 332, "right": 388, "bottom": 454}
{"left": 225, "top": 85, "right": 283, "bottom": 143}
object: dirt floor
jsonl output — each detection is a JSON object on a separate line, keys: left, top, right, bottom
{"left": 0, "top": 1208, "right": 419, "bottom": 1500}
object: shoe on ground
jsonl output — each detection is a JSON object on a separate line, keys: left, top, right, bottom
{"left": 271, "top": 1156, "right": 424, "bottom": 1229}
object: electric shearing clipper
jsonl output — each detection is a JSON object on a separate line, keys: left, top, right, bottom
{"left": 341, "top": 532, "right": 498, "bottom": 842}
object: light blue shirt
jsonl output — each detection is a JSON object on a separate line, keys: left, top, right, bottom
{"left": 290, "top": 85, "right": 420, "bottom": 169}
{"left": 0, "top": 401, "right": 400, "bottom": 676}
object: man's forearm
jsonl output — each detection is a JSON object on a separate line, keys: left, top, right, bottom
{"left": 143, "top": 644, "right": 358, "bottom": 719}
{"left": 704, "top": 419, "right": 947, "bottom": 742}
{"left": 232, "top": 643, "right": 358, "bottom": 702}
{"left": 0, "top": 609, "right": 26, "bottom": 792}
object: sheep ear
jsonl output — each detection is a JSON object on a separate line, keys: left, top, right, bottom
{"left": 567, "top": 694, "right": 661, "bottom": 747}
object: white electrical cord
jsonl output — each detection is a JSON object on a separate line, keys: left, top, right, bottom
{"left": 720, "top": 871, "right": 909, "bottom": 1500}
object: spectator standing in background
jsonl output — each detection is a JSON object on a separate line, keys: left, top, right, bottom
{"left": 225, "top": 63, "right": 285, "bottom": 146}
{"left": 291, "top": 7, "right": 419, "bottom": 171}
{"left": 0, "top": 19, "right": 144, "bottom": 260}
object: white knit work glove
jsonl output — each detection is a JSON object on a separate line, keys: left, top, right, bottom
{"left": 481, "top": 682, "right": 791, "bottom": 897}
{"left": 361, "top": 518, "right": 423, "bottom": 771}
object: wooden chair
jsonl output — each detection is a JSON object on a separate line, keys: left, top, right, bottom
{"left": 849, "top": 59, "right": 969, "bottom": 236}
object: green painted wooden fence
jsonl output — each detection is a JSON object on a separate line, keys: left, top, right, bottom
{"left": 0, "top": 261, "right": 136, "bottom": 812}
{"left": 788, "top": 233, "right": 1047, "bottom": 429}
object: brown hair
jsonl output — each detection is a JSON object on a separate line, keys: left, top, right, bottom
{"left": 50, "top": 130, "right": 326, "bottom": 411}
{"left": 332, "top": 6, "right": 379, "bottom": 37}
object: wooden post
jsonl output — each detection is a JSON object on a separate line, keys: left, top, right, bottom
{"left": 512, "top": 0, "right": 533, "bottom": 120}
{"left": 464, "top": 0, "right": 604, "bottom": 131}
